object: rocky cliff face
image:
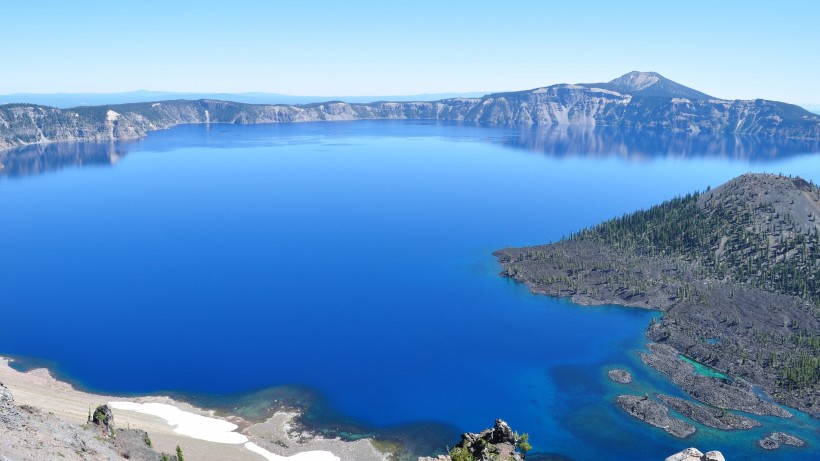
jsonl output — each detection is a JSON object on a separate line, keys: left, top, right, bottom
{"left": 2, "top": 72, "right": 819, "bottom": 153}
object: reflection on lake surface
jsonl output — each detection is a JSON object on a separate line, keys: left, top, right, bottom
{"left": 0, "top": 140, "right": 131, "bottom": 177}
{"left": 499, "top": 125, "right": 820, "bottom": 161}
{"left": 2, "top": 122, "right": 819, "bottom": 179}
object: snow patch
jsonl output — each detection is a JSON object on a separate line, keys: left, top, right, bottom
{"left": 245, "top": 442, "right": 339, "bottom": 461}
{"left": 110, "top": 402, "right": 340, "bottom": 461}
{"left": 152, "top": 103, "right": 161, "bottom": 107}
{"left": 589, "top": 87, "right": 623, "bottom": 96}
{"left": 671, "top": 98, "right": 691, "bottom": 104}
{"left": 109, "top": 402, "right": 246, "bottom": 444}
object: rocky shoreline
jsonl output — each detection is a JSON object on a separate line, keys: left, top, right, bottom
{"left": 655, "top": 394, "right": 760, "bottom": 431}
{"left": 757, "top": 431, "right": 806, "bottom": 450}
{"left": 608, "top": 369, "right": 633, "bottom": 384}
{"left": 0, "top": 357, "right": 387, "bottom": 461}
{"left": 640, "top": 343, "right": 791, "bottom": 417}
{"left": 616, "top": 395, "right": 696, "bottom": 438}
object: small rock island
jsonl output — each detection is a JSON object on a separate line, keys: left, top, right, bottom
{"left": 608, "top": 369, "right": 633, "bottom": 384}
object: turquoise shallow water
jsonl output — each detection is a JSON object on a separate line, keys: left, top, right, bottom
{"left": 1, "top": 121, "right": 818, "bottom": 460}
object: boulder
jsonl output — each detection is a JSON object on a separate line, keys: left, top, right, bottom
{"left": 490, "top": 419, "right": 516, "bottom": 445}
{"left": 665, "top": 448, "right": 725, "bottom": 461}
{"left": 91, "top": 404, "right": 115, "bottom": 438}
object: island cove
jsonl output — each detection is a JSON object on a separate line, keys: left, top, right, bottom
{"left": 1, "top": 119, "right": 819, "bottom": 459}
{"left": 495, "top": 174, "right": 820, "bottom": 444}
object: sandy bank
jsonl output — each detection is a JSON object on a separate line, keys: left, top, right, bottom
{"left": 0, "top": 357, "right": 385, "bottom": 461}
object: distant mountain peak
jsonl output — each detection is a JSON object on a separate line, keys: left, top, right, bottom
{"left": 599, "top": 71, "right": 714, "bottom": 100}
{"left": 609, "top": 71, "right": 663, "bottom": 91}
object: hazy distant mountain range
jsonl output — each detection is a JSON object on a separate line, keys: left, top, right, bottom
{"left": 0, "top": 91, "right": 490, "bottom": 108}
{"left": 2, "top": 71, "right": 819, "bottom": 152}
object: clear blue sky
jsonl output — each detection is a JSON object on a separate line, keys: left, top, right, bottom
{"left": 3, "top": 0, "right": 818, "bottom": 104}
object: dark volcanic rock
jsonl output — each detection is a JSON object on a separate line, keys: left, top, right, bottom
{"left": 91, "top": 404, "right": 115, "bottom": 437}
{"left": 656, "top": 394, "right": 760, "bottom": 430}
{"left": 608, "top": 369, "right": 632, "bottom": 384}
{"left": 455, "top": 419, "right": 525, "bottom": 461}
{"left": 642, "top": 343, "right": 791, "bottom": 417}
{"left": 758, "top": 431, "right": 805, "bottom": 450}
{"left": 616, "top": 394, "right": 696, "bottom": 438}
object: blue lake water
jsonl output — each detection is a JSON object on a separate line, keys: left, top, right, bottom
{"left": 1, "top": 121, "right": 818, "bottom": 460}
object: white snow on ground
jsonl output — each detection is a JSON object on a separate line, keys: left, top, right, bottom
{"left": 588, "top": 87, "right": 623, "bottom": 96}
{"left": 245, "top": 442, "right": 340, "bottom": 461}
{"left": 109, "top": 402, "right": 246, "bottom": 444}
{"left": 110, "top": 402, "right": 339, "bottom": 461}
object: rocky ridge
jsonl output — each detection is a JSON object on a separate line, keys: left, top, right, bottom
{"left": 2, "top": 72, "right": 819, "bottom": 153}
{"left": 418, "top": 419, "right": 526, "bottom": 461}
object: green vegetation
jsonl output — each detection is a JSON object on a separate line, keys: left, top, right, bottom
{"left": 448, "top": 446, "right": 475, "bottom": 461}
{"left": 559, "top": 178, "right": 820, "bottom": 395}
{"left": 780, "top": 333, "right": 820, "bottom": 390}
{"left": 93, "top": 407, "right": 109, "bottom": 425}
{"left": 516, "top": 432, "right": 532, "bottom": 454}
{"left": 176, "top": 445, "right": 184, "bottom": 461}
{"left": 570, "top": 189, "right": 820, "bottom": 306}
